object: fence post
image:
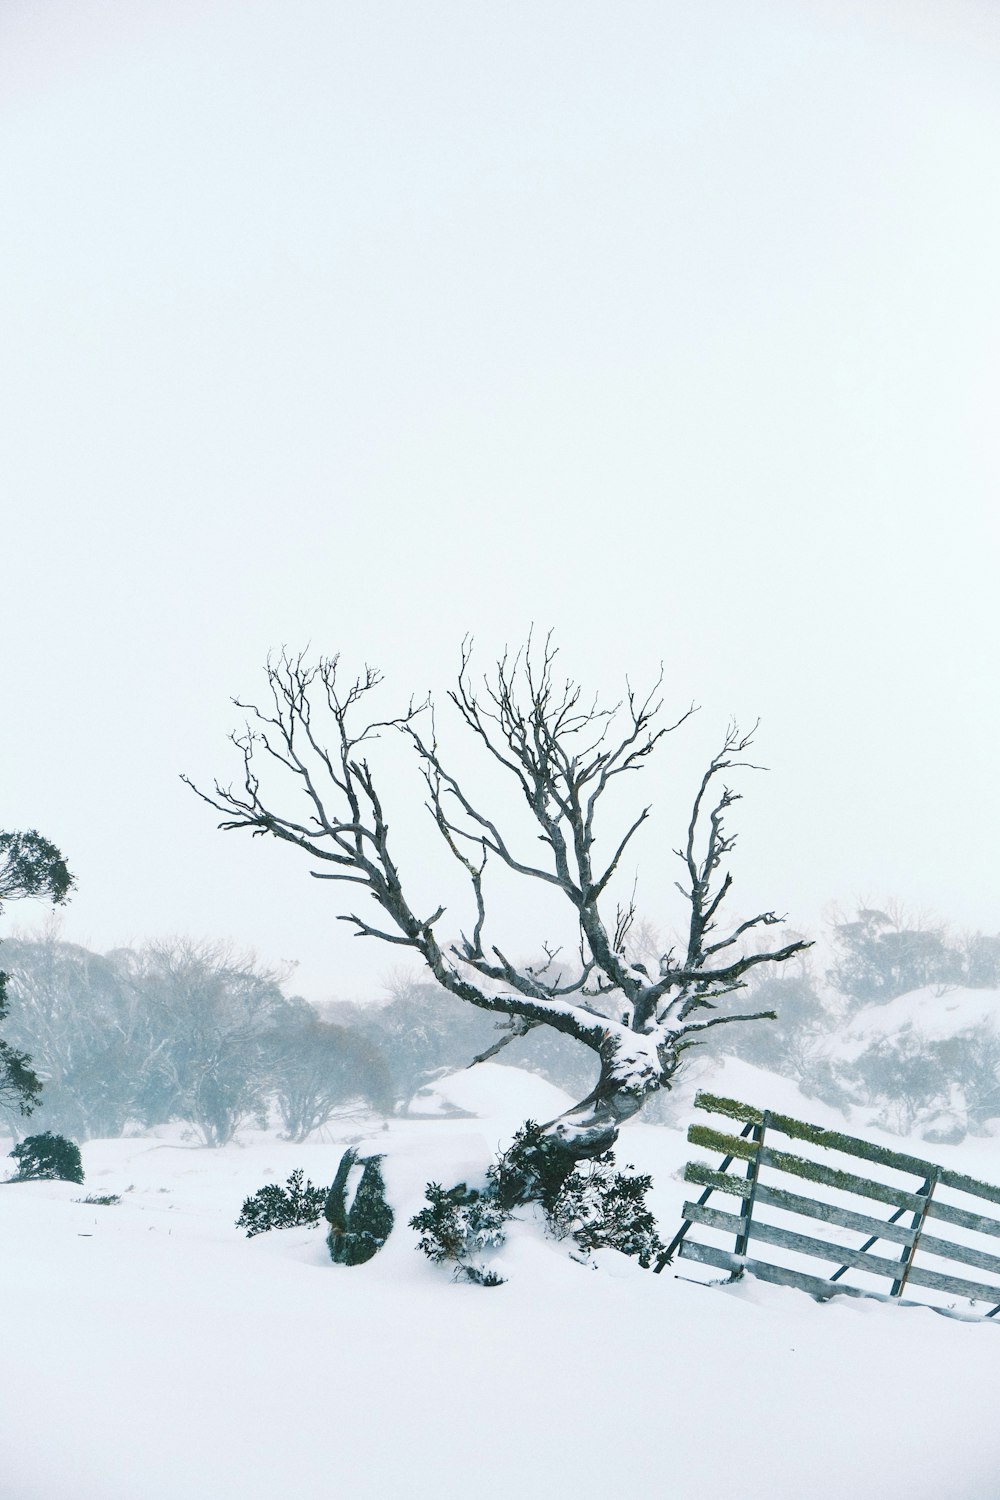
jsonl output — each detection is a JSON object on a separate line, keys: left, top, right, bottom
{"left": 732, "top": 1110, "right": 769, "bottom": 1271}
{"left": 653, "top": 1118, "right": 756, "bottom": 1273}
{"left": 891, "top": 1169, "right": 938, "bottom": 1297}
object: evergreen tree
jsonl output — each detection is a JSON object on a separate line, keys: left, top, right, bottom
{"left": 9, "top": 1131, "right": 84, "bottom": 1184}
{"left": 0, "top": 829, "right": 74, "bottom": 1121}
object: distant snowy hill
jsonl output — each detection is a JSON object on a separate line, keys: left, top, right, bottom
{"left": 843, "top": 986, "right": 1000, "bottom": 1049}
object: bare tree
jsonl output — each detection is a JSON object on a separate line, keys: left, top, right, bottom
{"left": 0, "top": 932, "right": 150, "bottom": 1139}
{"left": 129, "top": 940, "right": 295, "bottom": 1147}
{"left": 184, "top": 638, "right": 809, "bottom": 1195}
{"left": 271, "top": 1015, "right": 392, "bottom": 1141}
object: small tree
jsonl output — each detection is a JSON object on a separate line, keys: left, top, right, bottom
{"left": 131, "top": 940, "right": 296, "bottom": 1146}
{"left": 0, "top": 830, "right": 75, "bottom": 1121}
{"left": 827, "top": 906, "right": 962, "bottom": 1010}
{"left": 9, "top": 1131, "right": 84, "bottom": 1184}
{"left": 185, "top": 638, "right": 810, "bottom": 1202}
{"left": 0, "top": 934, "right": 154, "bottom": 1139}
{"left": 271, "top": 1013, "right": 393, "bottom": 1140}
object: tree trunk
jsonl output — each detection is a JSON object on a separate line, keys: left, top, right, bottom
{"left": 495, "top": 1028, "right": 667, "bottom": 1207}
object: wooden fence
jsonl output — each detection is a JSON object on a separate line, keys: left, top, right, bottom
{"left": 655, "top": 1091, "right": 1000, "bottom": 1319}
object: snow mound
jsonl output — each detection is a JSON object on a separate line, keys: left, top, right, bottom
{"left": 843, "top": 986, "right": 1000, "bottom": 1052}
{"left": 671, "top": 1054, "right": 857, "bottom": 1132}
{"left": 406, "top": 1063, "right": 575, "bottom": 1123}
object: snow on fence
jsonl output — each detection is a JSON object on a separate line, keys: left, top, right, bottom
{"left": 656, "top": 1091, "right": 1000, "bottom": 1319}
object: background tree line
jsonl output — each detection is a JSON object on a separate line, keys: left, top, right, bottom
{"left": 714, "top": 906, "right": 1000, "bottom": 1141}
{"left": 0, "top": 934, "right": 390, "bottom": 1144}
{"left": 0, "top": 930, "right": 596, "bottom": 1143}
{"left": 3, "top": 905, "right": 1000, "bottom": 1149}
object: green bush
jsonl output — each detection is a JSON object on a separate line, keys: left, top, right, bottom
{"left": 236, "top": 1168, "right": 327, "bottom": 1237}
{"left": 544, "top": 1153, "right": 664, "bottom": 1267}
{"left": 410, "top": 1121, "right": 664, "bottom": 1281}
{"left": 410, "top": 1181, "right": 508, "bottom": 1284}
{"left": 326, "top": 1151, "right": 395, "bottom": 1265}
{"left": 9, "top": 1131, "right": 84, "bottom": 1184}
{"left": 489, "top": 1120, "right": 576, "bottom": 1211}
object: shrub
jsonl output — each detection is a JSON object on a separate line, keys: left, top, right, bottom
{"left": 326, "top": 1150, "right": 395, "bottom": 1265}
{"left": 236, "top": 1168, "right": 327, "bottom": 1237}
{"left": 9, "top": 1131, "right": 84, "bottom": 1183}
{"left": 78, "top": 1193, "right": 121, "bottom": 1206}
{"left": 490, "top": 1120, "right": 576, "bottom": 1211}
{"left": 411, "top": 1121, "right": 664, "bottom": 1281}
{"left": 410, "top": 1182, "right": 509, "bottom": 1284}
{"left": 544, "top": 1154, "right": 664, "bottom": 1267}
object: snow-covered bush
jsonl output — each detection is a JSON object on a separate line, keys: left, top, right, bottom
{"left": 410, "top": 1182, "right": 509, "bottom": 1284}
{"left": 411, "top": 1121, "right": 664, "bottom": 1281}
{"left": 236, "top": 1168, "right": 327, "bottom": 1237}
{"left": 544, "top": 1153, "right": 664, "bottom": 1267}
{"left": 8, "top": 1131, "right": 83, "bottom": 1184}
{"left": 325, "top": 1150, "right": 394, "bottom": 1266}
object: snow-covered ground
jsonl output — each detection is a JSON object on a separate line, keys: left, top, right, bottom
{"left": 3, "top": 1059, "right": 1000, "bottom": 1500}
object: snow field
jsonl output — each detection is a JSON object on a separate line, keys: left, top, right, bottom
{"left": 2, "top": 1062, "right": 1000, "bottom": 1500}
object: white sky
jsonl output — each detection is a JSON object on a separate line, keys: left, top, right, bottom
{"left": 2, "top": 0, "right": 998, "bottom": 1003}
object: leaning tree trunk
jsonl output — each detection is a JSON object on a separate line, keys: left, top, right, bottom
{"left": 547, "top": 1026, "right": 667, "bottom": 1152}
{"left": 493, "top": 1026, "right": 671, "bottom": 1207}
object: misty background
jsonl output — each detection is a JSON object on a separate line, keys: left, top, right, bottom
{"left": 2, "top": 0, "right": 998, "bottom": 1006}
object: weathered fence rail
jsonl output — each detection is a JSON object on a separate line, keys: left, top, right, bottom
{"left": 656, "top": 1091, "right": 1000, "bottom": 1318}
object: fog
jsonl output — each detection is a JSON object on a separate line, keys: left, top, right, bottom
{"left": 2, "top": 0, "right": 998, "bottom": 1003}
